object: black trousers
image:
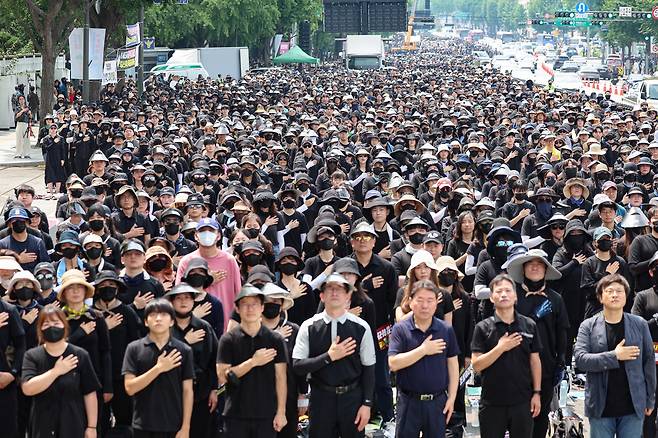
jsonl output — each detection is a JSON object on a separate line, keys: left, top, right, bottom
{"left": 308, "top": 386, "right": 364, "bottom": 438}
{"left": 644, "top": 366, "right": 658, "bottom": 438}
{"left": 190, "top": 397, "right": 213, "bottom": 438}
{"left": 133, "top": 431, "right": 176, "bottom": 438}
{"left": 108, "top": 377, "right": 133, "bottom": 428}
{"left": 533, "top": 379, "right": 555, "bottom": 438}
{"left": 277, "top": 399, "right": 298, "bottom": 438}
{"left": 17, "top": 386, "right": 31, "bottom": 438}
{"left": 0, "top": 382, "right": 18, "bottom": 438}
{"left": 223, "top": 418, "right": 277, "bottom": 438}
{"left": 479, "top": 401, "right": 534, "bottom": 438}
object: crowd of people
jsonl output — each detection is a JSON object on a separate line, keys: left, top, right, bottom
{"left": 1, "top": 36, "right": 658, "bottom": 438}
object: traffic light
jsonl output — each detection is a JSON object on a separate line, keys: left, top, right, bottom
{"left": 592, "top": 20, "right": 605, "bottom": 25}
{"left": 555, "top": 11, "right": 575, "bottom": 18}
{"left": 299, "top": 20, "right": 311, "bottom": 54}
{"left": 592, "top": 12, "right": 615, "bottom": 18}
{"left": 530, "top": 19, "right": 546, "bottom": 24}
{"left": 631, "top": 12, "right": 652, "bottom": 18}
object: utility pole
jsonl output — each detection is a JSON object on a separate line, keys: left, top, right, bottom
{"left": 137, "top": 3, "right": 145, "bottom": 97}
{"left": 83, "top": 0, "right": 90, "bottom": 103}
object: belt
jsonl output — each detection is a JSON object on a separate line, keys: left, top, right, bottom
{"left": 400, "top": 389, "right": 445, "bottom": 401}
{"left": 311, "top": 380, "right": 360, "bottom": 395}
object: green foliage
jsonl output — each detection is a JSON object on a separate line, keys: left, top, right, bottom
{"left": 432, "top": 0, "right": 527, "bottom": 33}
{"left": 601, "top": 0, "right": 656, "bottom": 47}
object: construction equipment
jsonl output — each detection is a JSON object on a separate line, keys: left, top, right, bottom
{"left": 392, "top": 0, "right": 420, "bottom": 51}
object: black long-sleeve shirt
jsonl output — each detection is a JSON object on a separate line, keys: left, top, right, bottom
{"left": 67, "top": 309, "right": 113, "bottom": 394}
{"left": 628, "top": 234, "right": 658, "bottom": 292}
{"left": 632, "top": 287, "right": 658, "bottom": 341}
{"left": 92, "top": 301, "right": 141, "bottom": 381}
{"left": 0, "top": 300, "right": 25, "bottom": 378}
{"left": 172, "top": 316, "right": 218, "bottom": 402}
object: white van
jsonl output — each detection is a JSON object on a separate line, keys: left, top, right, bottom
{"left": 148, "top": 63, "right": 210, "bottom": 80}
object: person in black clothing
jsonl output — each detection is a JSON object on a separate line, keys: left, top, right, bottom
{"left": 631, "top": 251, "right": 658, "bottom": 437}
{"left": 363, "top": 196, "right": 398, "bottom": 260}
{"left": 21, "top": 305, "right": 100, "bottom": 438}
{"left": 302, "top": 224, "right": 340, "bottom": 293}
{"left": 6, "top": 271, "right": 42, "bottom": 438}
{"left": 521, "top": 187, "right": 559, "bottom": 246}
{"left": 260, "top": 284, "right": 306, "bottom": 438}
{"left": 217, "top": 285, "right": 288, "bottom": 438}
{"left": 278, "top": 184, "right": 309, "bottom": 254}
{"left": 349, "top": 222, "right": 397, "bottom": 423}
{"left": 552, "top": 219, "right": 593, "bottom": 368}
{"left": 119, "top": 239, "right": 166, "bottom": 315}
{"left": 0, "top": 206, "right": 49, "bottom": 272}
{"left": 276, "top": 247, "right": 314, "bottom": 325}
{"left": 581, "top": 227, "right": 633, "bottom": 318}
{"left": 0, "top": 277, "right": 26, "bottom": 438}
{"left": 471, "top": 274, "right": 542, "bottom": 438}
{"left": 111, "top": 185, "right": 151, "bottom": 244}
{"left": 180, "top": 258, "right": 224, "bottom": 339}
{"left": 536, "top": 213, "right": 568, "bottom": 263}
{"left": 628, "top": 206, "right": 658, "bottom": 291}
{"left": 123, "top": 299, "right": 194, "bottom": 438}
{"left": 160, "top": 207, "right": 198, "bottom": 259}
{"left": 292, "top": 274, "right": 377, "bottom": 438}
{"left": 92, "top": 270, "right": 142, "bottom": 432}
{"left": 506, "top": 248, "right": 570, "bottom": 438}
{"left": 167, "top": 283, "right": 219, "bottom": 438}
{"left": 58, "top": 268, "right": 113, "bottom": 435}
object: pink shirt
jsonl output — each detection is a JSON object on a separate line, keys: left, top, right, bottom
{"left": 176, "top": 249, "right": 241, "bottom": 329}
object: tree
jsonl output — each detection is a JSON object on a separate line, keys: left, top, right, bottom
{"left": 1, "top": 0, "right": 82, "bottom": 122}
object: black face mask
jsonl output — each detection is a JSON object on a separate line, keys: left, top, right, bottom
{"left": 42, "top": 326, "right": 65, "bottom": 343}
{"left": 86, "top": 247, "right": 103, "bottom": 260}
{"left": 70, "top": 189, "right": 83, "bottom": 198}
{"left": 564, "top": 167, "right": 577, "bottom": 178}
{"left": 244, "top": 254, "right": 262, "bottom": 267}
{"left": 524, "top": 277, "right": 545, "bottom": 292}
{"left": 228, "top": 173, "right": 240, "bottom": 181}
{"left": 263, "top": 302, "right": 282, "bottom": 319}
{"left": 409, "top": 233, "right": 425, "bottom": 245}
{"left": 439, "top": 272, "right": 456, "bottom": 286}
{"left": 11, "top": 221, "right": 26, "bottom": 234}
{"left": 186, "top": 273, "right": 206, "bottom": 289}
{"left": 565, "top": 234, "right": 586, "bottom": 250}
{"left": 175, "top": 310, "right": 193, "bottom": 319}
{"left": 97, "top": 286, "right": 117, "bottom": 303}
{"left": 15, "top": 287, "right": 34, "bottom": 301}
{"left": 89, "top": 219, "right": 105, "bottom": 232}
{"left": 282, "top": 199, "right": 296, "bottom": 209}
{"left": 279, "top": 263, "right": 298, "bottom": 276}
{"left": 39, "top": 277, "right": 54, "bottom": 291}
{"left": 246, "top": 228, "right": 259, "bottom": 239}
{"left": 241, "top": 169, "right": 253, "bottom": 178}
{"left": 193, "top": 176, "right": 207, "bottom": 185}
{"left": 165, "top": 223, "right": 180, "bottom": 235}
{"left": 652, "top": 270, "right": 658, "bottom": 288}
{"left": 653, "top": 223, "right": 658, "bottom": 234}
{"left": 297, "top": 183, "right": 309, "bottom": 192}
{"left": 319, "top": 238, "right": 335, "bottom": 250}
{"left": 493, "top": 246, "right": 508, "bottom": 262}
{"left": 597, "top": 239, "right": 613, "bottom": 252}
{"left": 401, "top": 204, "right": 416, "bottom": 212}
{"left": 373, "top": 168, "right": 383, "bottom": 175}
{"left": 143, "top": 178, "right": 157, "bottom": 188}
{"left": 62, "top": 247, "right": 79, "bottom": 259}
{"left": 480, "top": 222, "right": 492, "bottom": 234}
{"left": 148, "top": 258, "right": 168, "bottom": 272}
{"left": 514, "top": 193, "right": 527, "bottom": 201}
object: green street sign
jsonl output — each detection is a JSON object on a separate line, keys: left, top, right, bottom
{"left": 555, "top": 17, "right": 592, "bottom": 26}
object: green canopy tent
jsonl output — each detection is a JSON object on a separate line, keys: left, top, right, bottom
{"left": 272, "top": 46, "right": 319, "bottom": 65}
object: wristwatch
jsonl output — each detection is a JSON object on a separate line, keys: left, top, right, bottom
{"left": 363, "top": 398, "right": 373, "bottom": 407}
{"left": 533, "top": 390, "right": 541, "bottom": 395}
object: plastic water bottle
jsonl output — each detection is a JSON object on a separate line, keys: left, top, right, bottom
{"left": 471, "top": 397, "right": 479, "bottom": 428}
{"left": 559, "top": 379, "right": 569, "bottom": 408}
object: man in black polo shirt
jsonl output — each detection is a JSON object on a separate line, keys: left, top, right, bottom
{"left": 111, "top": 185, "right": 151, "bottom": 244}
{"left": 389, "top": 280, "right": 460, "bottom": 437}
{"left": 216, "top": 285, "right": 288, "bottom": 438}
{"left": 122, "top": 298, "right": 194, "bottom": 438}
{"left": 167, "top": 283, "right": 219, "bottom": 438}
{"left": 119, "top": 239, "right": 166, "bottom": 314}
{"left": 349, "top": 222, "right": 397, "bottom": 423}
{"left": 292, "top": 273, "right": 376, "bottom": 438}
{"left": 471, "top": 274, "right": 542, "bottom": 438}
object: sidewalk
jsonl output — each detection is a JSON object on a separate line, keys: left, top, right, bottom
{"left": 0, "top": 128, "right": 43, "bottom": 167}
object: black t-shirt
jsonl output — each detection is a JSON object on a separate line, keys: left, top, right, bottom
{"left": 602, "top": 317, "right": 635, "bottom": 417}
{"left": 122, "top": 336, "right": 195, "bottom": 432}
{"left": 22, "top": 344, "right": 101, "bottom": 438}
{"left": 281, "top": 210, "right": 309, "bottom": 254}
{"left": 217, "top": 324, "right": 287, "bottom": 420}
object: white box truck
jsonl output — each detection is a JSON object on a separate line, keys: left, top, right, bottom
{"left": 165, "top": 47, "right": 250, "bottom": 79}
{"left": 345, "top": 35, "right": 385, "bottom": 70}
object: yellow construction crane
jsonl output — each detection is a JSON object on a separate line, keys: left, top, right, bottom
{"left": 392, "top": 0, "right": 419, "bottom": 51}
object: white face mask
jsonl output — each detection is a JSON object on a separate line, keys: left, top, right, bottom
{"left": 198, "top": 231, "right": 217, "bottom": 247}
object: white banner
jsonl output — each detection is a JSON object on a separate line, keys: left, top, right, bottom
{"left": 102, "top": 60, "right": 117, "bottom": 85}
{"left": 68, "top": 28, "right": 106, "bottom": 80}
{"left": 126, "top": 23, "right": 140, "bottom": 45}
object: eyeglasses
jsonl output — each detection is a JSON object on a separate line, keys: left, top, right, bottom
{"left": 351, "top": 235, "right": 373, "bottom": 242}
{"left": 551, "top": 224, "right": 566, "bottom": 230}
{"left": 495, "top": 240, "right": 514, "bottom": 247}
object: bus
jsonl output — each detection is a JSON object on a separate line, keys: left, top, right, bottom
{"left": 497, "top": 31, "right": 518, "bottom": 43}
{"left": 536, "top": 33, "right": 555, "bottom": 46}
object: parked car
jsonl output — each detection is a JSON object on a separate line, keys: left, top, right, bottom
{"left": 554, "top": 55, "right": 569, "bottom": 70}
{"left": 560, "top": 61, "right": 580, "bottom": 72}
{"left": 579, "top": 65, "right": 600, "bottom": 81}
{"left": 473, "top": 50, "right": 491, "bottom": 65}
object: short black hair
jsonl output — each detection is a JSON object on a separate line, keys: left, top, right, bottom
{"left": 15, "top": 184, "right": 35, "bottom": 197}
{"left": 144, "top": 298, "right": 175, "bottom": 320}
